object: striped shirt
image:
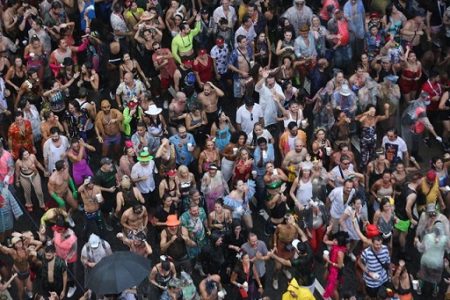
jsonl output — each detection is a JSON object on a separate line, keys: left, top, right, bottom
{"left": 361, "top": 245, "right": 390, "bottom": 288}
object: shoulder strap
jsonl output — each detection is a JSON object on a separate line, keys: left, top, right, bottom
{"left": 370, "top": 248, "right": 388, "bottom": 270}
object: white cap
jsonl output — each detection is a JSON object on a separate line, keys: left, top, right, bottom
{"left": 88, "top": 234, "right": 100, "bottom": 248}
{"left": 291, "top": 239, "right": 301, "bottom": 249}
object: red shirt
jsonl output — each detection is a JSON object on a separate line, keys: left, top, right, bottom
{"left": 337, "top": 19, "right": 350, "bottom": 45}
{"left": 421, "top": 80, "right": 442, "bottom": 111}
{"left": 192, "top": 56, "right": 214, "bottom": 84}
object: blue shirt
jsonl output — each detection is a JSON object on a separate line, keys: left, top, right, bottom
{"left": 343, "top": 0, "right": 366, "bottom": 39}
{"left": 253, "top": 144, "right": 275, "bottom": 176}
{"left": 169, "top": 133, "right": 196, "bottom": 166}
{"left": 361, "top": 245, "right": 390, "bottom": 288}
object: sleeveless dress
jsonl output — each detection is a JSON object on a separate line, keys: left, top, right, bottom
{"left": 71, "top": 149, "right": 94, "bottom": 186}
{"left": 215, "top": 125, "right": 231, "bottom": 152}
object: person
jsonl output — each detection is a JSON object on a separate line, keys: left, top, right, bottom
{"left": 80, "top": 233, "right": 112, "bottom": 287}
{"left": 67, "top": 138, "right": 95, "bottom": 186}
{"left": 95, "top": 99, "right": 123, "bottom": 159}
{"left": 281, "top": 278, "right": 315, "bottom": 300}
{"left": 382, "top": 128, "right": 409, "bottom": 165}
{"left": 279, "top": 122, "right": 307, "bottom": 159}
{"left": 210, "top": 111, "right": 235, "bottom": 153}
{"left": 391, "top": 259, "right": 413, "bottom": 300}
{"left": 327, "top": 179, "right": 355, "bottom": 232}
{"left": 208, "top": 198, "right": 232, "bottom": 234}
{"left": 35, "top": 244, "right": 68, "bottom": 300}
{"left": 358, "top": 235, "right": 391, "bottom": 300}
{"left": 198, "top": 81, "right": 224, "bottom": 129}
{"left": 131, "top": 148, "right": 158, "bottom": 208}
{"left": 236, "top": 97, "right": 264, "bottom": 136}
{"left": 7, "top": 111, "right": 35, "bottom": 160}
{"left": 148, "top": 256, "right": 177, "bottom": 298}
{"left": 322, "top": 231, "right": 349, "bottom": 300}
{"left": 224, "top": 179, "right": 255, "bottom": 230}
{"left": 14, "top": 148, "right": 46, "bottom": 211}
{"left": 240, "top": 232, "right": 269, "bottom": 293}
{"left": 282, "top": 0, "right": 313, "bottom": 30}
{"left": 115, "top": 72, "right": 146, "bottom": 109}
{"left": 121, "top": 203, "right": 148, "bottom": 240}
{"left": 198, "top": 137, "right": 220, "bottom": 174}
{"left": 48, "top": 160, "right": 78, "bottom": 210}
{"left": 169, "top": 125, "right": 196, "bottom": 168}
{"left": 228, "top": 35, "right": 255, "bottom": 99}
{"left": 230, "top": 250, "right": 264, "bottom": 300}
{"left": 171, "top": 13, "right": 202, "bottom": 64}
{"left": 42, "top": 127, "right": 70, "bottom": 174}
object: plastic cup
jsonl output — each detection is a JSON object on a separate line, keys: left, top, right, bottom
{"left": 326, "top": 147, "right": 332, "bottom": 156}
{"left": 412, "top": 280, "right": 419, "bottom": 290}
{"left": 252, "top": 170, "right": 257, "bottom": 178}
{"left": 233, "top": 147, "right": 238, "bottom": 155}
{"left": 301, "top": 120, "right": 308, "bottom": 128}
{"left": 323, "top": 250, "right": 329, "bottom": 259}
{"left": 96, "top": 194, "right": 103, "bottom": 203}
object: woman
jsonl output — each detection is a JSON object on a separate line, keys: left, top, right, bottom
{"left": 310, "top": 15, "right": 328, "bottom": 58}
{"left": 438, "top": 91, "right": 450, "bottom": 147}
{"left": 144, "top": 104, "right": 167, "bottom": 144}
{"left": 222, "top": 131, "right": 248, "bottom": 183}
{"left": 208, "top": 198, "right": 232, "bottom": 234}
{"left": 193, "top": 49, "right": 215, "bottom": 88}
{"left": 155, "top": 138, "right": 177, "bottom": 175}
{"left": 167, "top": 12, "right": 184, "bottom": 37}
{"left": 230, "top": 250, "right": 264, "bottom": 300}
{"left": 63, "top": 101, "right": 91, "bottom": 140}
{"left": 355, "top": 104, "right": 390, "bottom": 169}
{"left": 232, "top": 148, "right": 254, "bottom": 185}
{"left": 370, "top": 170, "right": 395, "bottom": 212}
{"left": 23, "top": 35, "right": 46, "bottom": 81}
{"left": 339, "top": 198, "right": 366, "bottom": 259}
{"left": 176, "top": 165, "right": 196, "bottom": 213}
{"left": 198, "top": 138, "right": 220, "bottom": 174}
{"left": 392, "top": 259, "right": 413, "bottom": 300}
{"left": 5, "top": 57, "right": 27, "bottom": 97}
{"left": 158, "top": 169, "right": 180, "bottom": 207}
{"left": 275, "top": 30, "right": 295, "bottom": 62}
{"left": 398, "top": 47, "right": 422, "bottom": 103}
{"left": 15, "top": 148, "right": 46, "bottom": 211}
{"left": 77, "top": 62, "right": 100, "bottom": 97}
{"left": 42, "top": 80, "right": 71, "bottom": 119}
{"left": 118, "top": 143, "right": 136, "bottom": 178}
{"left": 185, "top": 105, "right": 208, "bottom": 148}
{"left": 210, "top": 111, "right": 235, "bottom": 153}
{"left": 373, "top": 196, "right": 396, "bottom": 254}
{"left": 224, "top": 180, "right": 255, "bottom": 230}
{"left": 223, "top": 220, "right": 247, "bottom": 271}
{"left": 322, "top": 231, "right": 349, "bottom": 300}
{"left": 383, "top": 3, "right": 406, "bottom": 41}
{"left": 115, "top": 175, "right": 145, "bottom": 219}
{"left": 254, "top": 32, "right": 271, "bottom": 69}
{"left": 264, "top": 162, "right": 289, "bottom": 235}
{"left": 275, "top": 56, "right": 295, "bottom": 84}
{"left": 290, "top": 163, "right": 314, "bottom": 211}
{"left": 365, "top": 25, "right": 385, "bottom": 61}
{"left": 392, "top": 161, "right": 420, "bottom": 187}
{"left": 66, "top": 138, "right": 95, "bottom": 186}
{"left": 431, "top": 156, "right": 450, "bottom": 210}
{"left": 366, "top": 149, "right": 390, "bottom": 188}
{"left": 201, "top": 164, "right": 229, "bottom": 214}
{"left": 349, "top": 64, "right": 371, "bottom": 95}
{"left": 294, "top": 24, "right": 317, "bottom": 71}
{"left": 246, "top": 122, "right": 273, "bottom": 152}
{"left": 153, "top": 194, "right": 177, "bottom": 228}
{"left": 119, "top": 53, "right": 149, "bottom": 88}
{"left": 7, "top": 111, "right": 35, "bottom": 160}
{"left": 312, "top": 127, "right": 332, "bottom": 156}
{"left": 149, "top": 257, "right": 177, "bottom": 298}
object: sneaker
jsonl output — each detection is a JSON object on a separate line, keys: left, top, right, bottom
{"left": 67, "top": 286, "right": 77, "bottom": 298}
{"left": 272, "top": 278, "right": 278, "bottom": 290}
{"left": 282, "top": 269, "right": 292, "bottom": 280}
{"left": 349, "top": 252, "right": 357, "bottom": 262}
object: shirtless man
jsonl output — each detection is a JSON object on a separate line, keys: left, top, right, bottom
{"left": 228, "top": 35, "right": 254, "bottom": 99}
{"left": 168, "top": 92, "right": 187, "bottom": 134}
{"left": 282, "top": 139, "right": 308, "bottom": 178}
{"left": 48, "top": 160, "right": 78, "bottom": 209}
{"left": 121, "top": 204, "right": 148, "bottom": 239}
{"left": 78, "top": 176, "right": 112, "bottom": 234}
{"left": 198, "top": 81, "right": 225, "bottom": 129}
{"left": 0, "top": 236, "right": 41, "bottom": 300}
{"left": 95, "top": 99, "right": 123, "bottom": 158}
{"left": 400, "top": 11, "right": 430, "bottom": 49}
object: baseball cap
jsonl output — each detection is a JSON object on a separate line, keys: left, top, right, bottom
{"left": 100, "top": 157, "right": 113, "bottom": 166}
{"left": 426, "top": 170, "right": 437, "bottom": 182}
{"left": 183, "top": 60, "right": 193, "bottom": 68}
{"left": 198, "top": 49, "right": 207, "bottom": 55}
{"left": 88, "top": 234, "right": 101, "bottom": 248}
{"left": 215, "top": 37, "right": 225, "bottom": 46}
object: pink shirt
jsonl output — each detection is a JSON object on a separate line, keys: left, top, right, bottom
{"left": 54, "top": 230, "right": 78, "bottom": 263}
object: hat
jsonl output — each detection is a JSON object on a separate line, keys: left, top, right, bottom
{"left": 140, "top": 11, "right": 152, "bottom": 21}
{"left": 11, "top": 236, "right": 21, "bottom": 245}
{"left": 63, "top": 57, "right": 74, "bottom": 66}
{"left": 370, "top": 12, "right": 380, "bottom": 18}
{"left": 384, "top": 75, "right": 398, "bottom": 83}
{"left": 200, "top": 7, "right": 209, "bottom": 14}
{"left": 198, "top": 49, "right": 207, "bottom": 55}
{"left": 299, "top": 24, "right": 310, "bottom": 33}
{"left": 138, "top": 147, "right": 153, "bottom": 162}
{"left": 183, "top": 59, "right": 193, "bottom": 68}
{"left": 365, "top": 224, "right": 380, "bottom": 238}
{"left": 166, "top": 214, "right": 180, "bottom": 226}
{"left": 174, "top": 12, "right": 184, "bottom": 19}
{"left": 301, "top": 161, "right": 313, "bottom": 171}
{"left": 291, "top": 239, "right": 300, "bottom": 249}
{"left": 340, "top": 84, "right": 352, "bottom": 96}
{"left": 215, "top": 37, "right": 225, "bottom": 46}
{"left": 426, "top": 170, "right": 437, "bottom": 182}
{"left": 145, "top": 104, "right": 163, "bottom": 115}
{"left": 208, "top": 163, "right": 218, "bottom": 170}
{"left": 100, "top": 157, "right": 113, "bottom": 166}
{"left": 426, "top": 203, "right": 436, "bottom": 213}
{"left": 88, "top": 234, "right": 101, "bottom": 249}
{"left": 334, "top": 8, "right": 342, "bottom": 14}
{"left": 295, "top": 0, "right": 305, "bottom": 3}
{"left": 166, "top": 169, "right": 177, "bottom": 177}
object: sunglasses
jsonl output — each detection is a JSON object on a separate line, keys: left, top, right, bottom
{"left": 250, "top": 113, "right": 253, "bottom": 121}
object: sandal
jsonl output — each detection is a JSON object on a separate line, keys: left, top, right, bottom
{"left": 40, "top": 205, "right": 48, "bottom": 211}
{"left": 25, "top": 205, "right": 33, "bottom": 212}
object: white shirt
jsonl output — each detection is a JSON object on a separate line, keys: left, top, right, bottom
{"left": 236, "top": 103, "right": 263, "bottom": 135}
{"left": 213, "top": 5, "right": 237, "bottom": 29}
{"left": 43, "top": 135, "right": 70, "bottom": 173}
{"left": 255, "top": 82, "right": 284, "bottom": 127}
{"left": 131, "top": 161, "right": 157, "bottom": 193}
{"left": 234, "top": 25, "right": 257, "bottom": 46}
{"left": 382, "top": 136, "right": 407, "bottom": 161}
{"left": 329, "top": 164, "right": 355, "bottom": 187}
{"left": 328, "top": 186, "right": 355, "bottom": 219}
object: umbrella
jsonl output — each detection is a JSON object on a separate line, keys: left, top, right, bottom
{"left": 86, "top": 251, "right": 152, "bottom": 295}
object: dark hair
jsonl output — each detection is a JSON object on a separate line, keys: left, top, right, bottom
{"left": 51, "top": 1, "right": 62, "bottom": 9}
{"left": 69, "top": 100, "right": 81, "bottom": 112}
{"left": 161, "top": 260, "right": 171, "bottom": 271}
{"left": 215, "top": 198, "right": 224, "bottom": 206}
{"left": 379, "top": 197, "right": 391, "bottom": 211}
{"left": 333, "top": 231, "right": 349, "bottom": 246}
{"left": 236, "top": 35, "right": 246, "bottom": 44}
{"left": 14, "top": 110, "right": 24, "bottom": 118}
{"left": 287, "top": 121, "right": 298, "bottom": 130}
{"left": 136, "top": 121, "right": 146, "bottom": 129}
{"left": 257, "top": 137, "right": 267, "bottom": 145}
{"left": 55, "top": 160, "right": 66, "bottom": 171}
{"left": 372, "top": 235, "right": 383, "bottom": 243}
{"left": 49, "top": 126, "right": 61, "bottom": 135}
{"left": 18, "top": 147, "right": 29, "bottom": 159}
{"left": 242, "top": 15, "right": 251, "bottom": 24}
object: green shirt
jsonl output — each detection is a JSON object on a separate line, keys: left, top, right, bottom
{"left": 171, "top": 21, "right": 201, "bottom": 64}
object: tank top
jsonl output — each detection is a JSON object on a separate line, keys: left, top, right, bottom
{"left": 376, "top": 184, "right": 393, "bottom": 199}
{"left": 283, "top": 111, "right": 302, "bottom": 128}
{"left": 395, "top": 185, "right": 415, "bottom": 220}
{"left": 155, "top": 265, "right": 174, "bottom": 288}
{"left": 54, "top": 48, "right": 73, "bottom": 65}
{"left": 165, "top": 227, "right": 187, "bottom": 259}
{"left": 48, "top": 142, "right": 67, "bottom": 172}
{"left": 179, "top": 68, "right": 195, "bottom": 97}
{"left": 296, "top": 178, "right": 313, "bottom": 206}
{"left": 377, "top": 213, "right": 394, "bottom": 235}
{"left": 54, "top": 230, "right": 78, "bottom": 263}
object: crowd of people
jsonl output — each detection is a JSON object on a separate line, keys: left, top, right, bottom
{"left": 0, "top": 0, "right": 449, "bottom": 299}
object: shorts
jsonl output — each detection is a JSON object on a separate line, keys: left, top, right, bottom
{"left": 365, "top": 285, "right": 382, "bottom": 298}
{"left": 394, "top": 219, "right": 410, "bottom": 232}
{"left": 160, "top": 77, "right": 172, "bottom": 90}
{"left": 104, "top": 133, "right": 121, "bottom": 146}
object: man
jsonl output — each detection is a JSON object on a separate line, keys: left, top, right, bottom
{"left": 327, "top": 9, "right": 352, "bottom": 73}
{"left": 241, "top": 232, "right": 269, "bottom": 294}
{"left": 234, "top": 14, "right": 257, "bottom": 46}
{"left": 328, "top": 155, "right": 357, "bottom": 188}
{"left": 35, "top": 244, "right": 68, "bottom": 299}
{"left": 131, "top": 122, "right": 158, "bottom": 155}
{"left": 382, "top": 128, "right": 408, "bottom": 165}
{"left": 255, "top": 69, "right": 286, "bottom": 138}
{"left": 421, "top": 69, "right": 443, "bottom": 129}
{"left": 160, "top": 214, "right": 193, "bottom": 272}
{"left": 180, "top": 202, "right": 209, "bottom": 276}
{"left": 169, "top": 125, "right": 196, "bottom": 167}
{"left": 94, "top": 157, "right": 118, "bottom": 226}
{"left": 278, "top": 121, "right": 306, "bottom": 160}
{"left": 416, "top": 170, "right": 445, "bottom": 214}
{"left": 236, "top": 97, "right": 263, "bottom": 135}
{"left": 253, "top": 137, "right": 275, "bottom": 209}
{"left": 48, "top": 160, "right": 78, "bottom": 209}
{"left": 401, "top": 91, "right": 442, "bottom": 161}
{"left": 415, "top": 203, "right": 450, "bottom": 240}
{"left": 43, "top": 127, "right": 70, "bottom": 174}
{"left": 80, "top": 233, "right": 112, "bottom": 287}
{"left": 121, "top": 203, "right": 148, "bottom": 239}
{"left": 95, "top": 99, "right": 123, "bottom": 158}
{"left": 331, "top": 84, "right": 357, "bottom": 119}
{"left": 210, "top": 36, "right": 231, "bottom": 92}
{"left": 152, "top": 41, "right": 177, "bottom": 99}
{"left": 171, "top": 14, "right": 202, "bottom": 64}
{"left": 48, "top": 38, "right": 88, "bottom": 77}
{"left": 400, "top": 9, "right": 429, "bottom": 55}
{"left": 327, "top": 179, "right": 355, "bottom": 232}
{"left": 173, "top": 60, "right": 197, "bottom": 107}
{"left": 228, "top": 35, "right": 254, "bottom": 99}
{"left": 115, "top": 72, "right": 146, "bottom": 109}
{"left": 377, "top": 75, "right": 401, "bottom": 133}
{"left": 247, "top": 3, "right": 267, "bottom": 36}
{"left": 281, "top": 139, "right": 308, "bottom": 185}
{"left": 343, "top": 0, "right": 365, "bottom": 59}
{"left": 131, "top": 148, "right": 158, "bottom": 207}
{"left": 358, "top": 235, "right": 391, "bottom": 300}
{"left": 198, "top": 81, "right": 224, "bottom": 129}
{"left": 75, "top": 87, "right": 96, "bottom": 127}
{"left": 78, "top": 176, "right": 112, "bottom": 235}
{"left": 329, "top": 143, "right": 356, "bottom": 169}
{"left": 110, "top": 3, "right": 132, "bottom": 51}
{"left": 213, "top": 0, "right": 237, "bottom": 30}
{"left": 199, "top": 275, "right": 224, "bottom": 300}
{"left": 282, "top": 0, "right": 313, "bottom": 31}
{"left": 168, "top": 92, "right": 188, "bottom": 134}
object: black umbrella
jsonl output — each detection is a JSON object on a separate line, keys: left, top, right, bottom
{"left": 86, "top": 251, "right": 152, "bottom": 295}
